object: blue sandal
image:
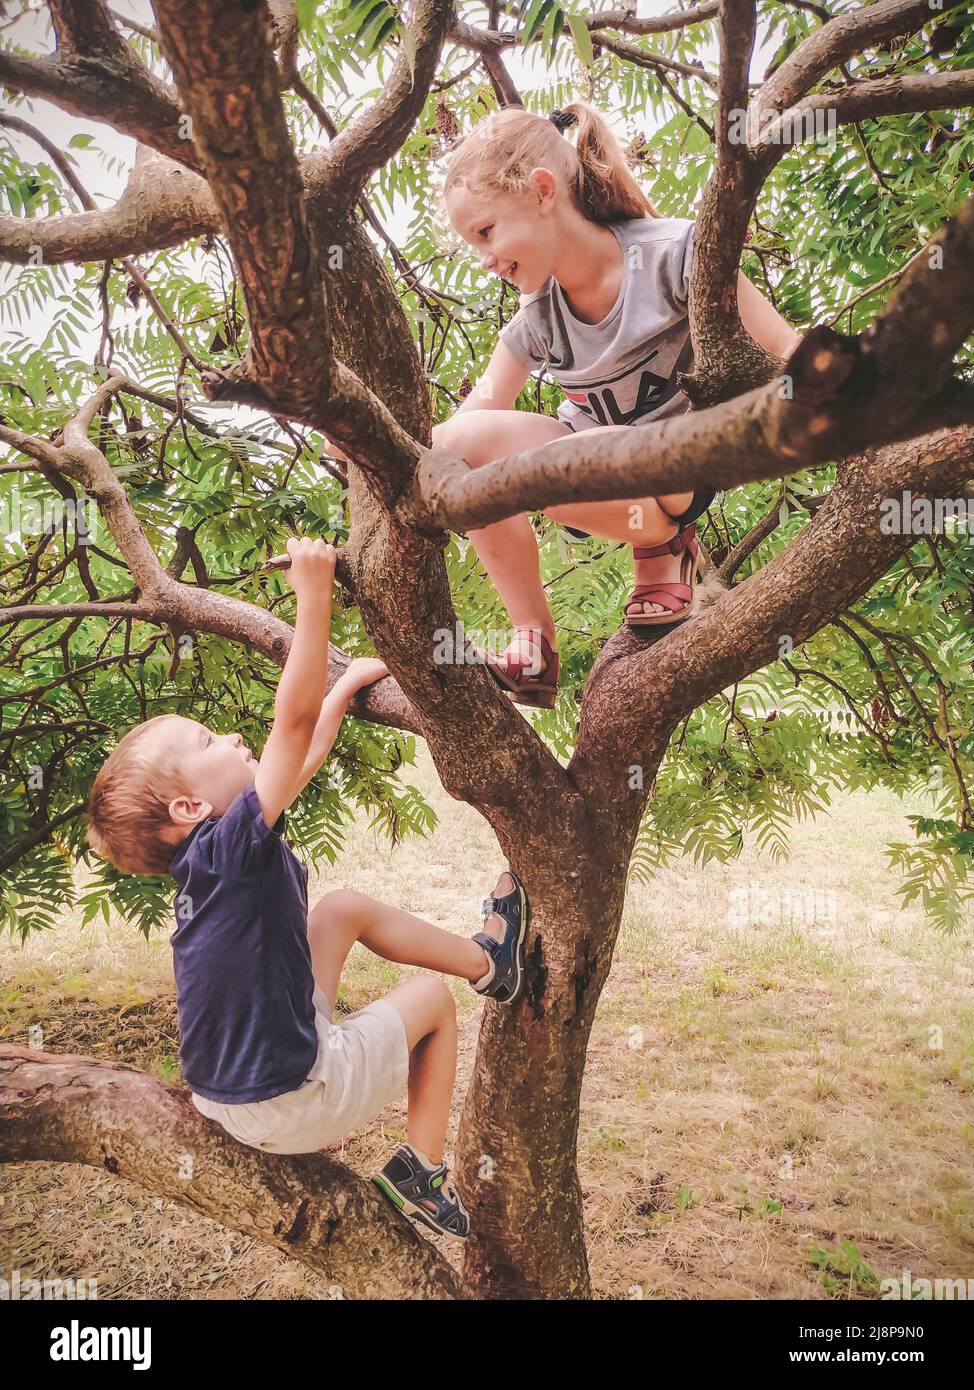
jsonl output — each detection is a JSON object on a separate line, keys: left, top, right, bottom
{"left": 371, "top": 1144, "right": 470, "bottom": 1241}
{"left": 471, "top": 869, "right": 529, "bottom": 1005}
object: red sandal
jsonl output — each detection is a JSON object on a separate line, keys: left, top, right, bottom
{"left": 625, "top": 523, "right": 700, "bottom": 627}
{"left": 480, "top": 627, "right": 559, "bottom": 709}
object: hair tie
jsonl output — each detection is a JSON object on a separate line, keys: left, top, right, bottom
{"left": 549, "top": 109, "right": 577, "bottom": 134}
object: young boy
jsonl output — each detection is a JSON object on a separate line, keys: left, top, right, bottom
{"left": 86, "top": 536, "right": 529, "bottom": 1241}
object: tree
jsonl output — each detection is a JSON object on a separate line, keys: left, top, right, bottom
{"left": 1, "top": 0, "right": 972, "bottom": 1299}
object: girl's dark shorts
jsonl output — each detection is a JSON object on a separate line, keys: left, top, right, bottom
{"left": 562, "top": 487, "right": 718, "bottom": 541}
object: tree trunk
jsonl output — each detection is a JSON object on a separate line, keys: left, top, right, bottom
{"left": 456, "top": 839, "right": 633, "bottom": 1298}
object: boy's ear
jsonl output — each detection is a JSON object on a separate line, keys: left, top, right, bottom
{"left": 168, "top": 794, "right": 214, "bottom": 827}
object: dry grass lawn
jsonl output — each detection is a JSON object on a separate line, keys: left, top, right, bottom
{"left": 2, "top": 748, "right": 972, "bottom": 1300}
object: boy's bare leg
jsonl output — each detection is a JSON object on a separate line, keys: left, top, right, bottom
{"left": 382, "top": 975, "right": 457, "bottom": 1165}
{"left": 307, "top": 888, "right": 496, "bottom": 1005}
{"left": 307, "top": 890, "right": 510, "bottom": 1168}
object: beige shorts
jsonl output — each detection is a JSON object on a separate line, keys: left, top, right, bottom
{"left": 191, "top": 985, "right": 410, "bottom": 1154}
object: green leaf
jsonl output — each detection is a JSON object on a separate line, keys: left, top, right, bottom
{"left": 521, "top": 0, "right": 554, "bottom": 46}
{"left": 540, "top": 3, "right": 564, "bottom": 65}
{"left": 565, "top": 12, "right": 594, "bottom": 68}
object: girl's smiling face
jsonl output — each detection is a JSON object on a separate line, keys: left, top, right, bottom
{"left": 445, "top": 172, "right": 559, "bottom": 295}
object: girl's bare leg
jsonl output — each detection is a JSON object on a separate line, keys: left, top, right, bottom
{"left": 432, "top": 411, "right": 565, "bottom": 665}
{"left": 540, "top": 425, "right": 694, "bottom": 617}
{"left": 432, "top": 412, "right": 695, "bottom": 624}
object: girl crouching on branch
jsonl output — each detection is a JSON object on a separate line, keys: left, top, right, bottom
{"left": 426, "top": 101, "right": 802, "bottom": 708}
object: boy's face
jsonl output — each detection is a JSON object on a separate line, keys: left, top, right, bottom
{"left": 152, "top": 716, "right": 257, "bottom": 831}
{"left": 446, "top": 172, "right": 559, "bottom": 296}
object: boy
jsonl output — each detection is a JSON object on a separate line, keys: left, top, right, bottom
{"left": 86, "top": 537, "right": 529, "bottom": 1241}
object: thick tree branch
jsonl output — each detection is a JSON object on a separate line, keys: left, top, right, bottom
{"left": 150, "top": 1, "right": 334, "bottom": 396}
{"left": 151, "top": 0, "right": 422, "bottom": 504}
{"left": 571, "top": 423, "right": 974, "bottom": 812}
{"left": 680, "top": 0, "right": 779, "bottom": 405}
{"left": 411, "top": 191, "right": 974, "bottom": 530}
{"left": 687, "top": 0, "right": 969, "bottom": 405}
{"left": 315, "top": 0, "right": 454, "bottom": 210}
{"left": 752, "top": 71, "right": 974, "bottom": 151}
{"left": 6, "top": 392, "right": 570, "bottom": 823}
{"left": 0, "top": 1, "right": 203, "bottom": 172}
{"left": 0, "top": 1046, "right": 464, "bottom": 1299}
{"left": 0, "top": 380, "right": 422, "bottom": 735}
{"left": 48, "top": 0, "right": 133, "bottom": 54}
{"left": 0, "top": 145, "right": 216, "bottom": 265}
{"left": 758, "top": 0, "right": 969, "bottom": 123}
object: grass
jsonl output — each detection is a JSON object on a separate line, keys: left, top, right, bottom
{"left": 1, "top": 752, "right": 972, "bottom": 1300}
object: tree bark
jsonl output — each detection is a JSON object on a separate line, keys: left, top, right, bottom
{"left": 456, "top": 853, "right": 633, "bottom": 1298}
{"left": 0, "top": 1046, "right": 465, "bottom": 1299}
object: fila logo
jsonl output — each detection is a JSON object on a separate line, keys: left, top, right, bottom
{"left": 564, "top": 363, "right": 682, "bottom": 426}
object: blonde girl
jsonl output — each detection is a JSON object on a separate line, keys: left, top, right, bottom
{"left": 430, "top": 102, "right": 801, "bottom": 707}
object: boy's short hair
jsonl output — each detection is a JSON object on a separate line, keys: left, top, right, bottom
{"left": 86, "top": 715, "right": 189, "bottom": 876}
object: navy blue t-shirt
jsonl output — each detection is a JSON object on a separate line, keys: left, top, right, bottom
{"left": 168, "top": 785, "right": 318, "bottom": 1103}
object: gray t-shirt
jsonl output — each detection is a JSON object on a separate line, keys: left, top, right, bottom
{"left": 499, "top": 215, "right": 696, "bottom": 434}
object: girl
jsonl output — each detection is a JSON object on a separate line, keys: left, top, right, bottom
{"left": 432, "top": 101, "right": 802, "bottom": 707}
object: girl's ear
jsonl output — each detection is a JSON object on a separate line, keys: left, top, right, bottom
{"left": 528, "top": 166, "right": 558, "bottom": 207}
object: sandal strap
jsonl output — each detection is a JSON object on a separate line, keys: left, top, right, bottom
{"left": 471, "top": 932, "right": 497, "bottom": 991}
{"left": 493, "top": 628, "right": 557, "bottom": 682}
{"left": 628, "top": 583, "right": 692, "bottom": 599}
{"left": 626, "top": 583, "right": 692, "bottom": 613}
{"left": 510, "top": 627, "right": 556, "bottom": 666}
{"left": 632, "top": 523, "right": 696, "bottom": 562}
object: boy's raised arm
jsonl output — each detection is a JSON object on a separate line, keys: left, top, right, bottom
{"left": 254, "top": 537, "right": 336, "bottom": 828}
{"left": 291, "top": 657, "right": 389, "bottom": 797}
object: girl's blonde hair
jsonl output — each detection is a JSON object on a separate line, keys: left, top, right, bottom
{"left": 442, "top": 101, "right": 659, "bottom": 223}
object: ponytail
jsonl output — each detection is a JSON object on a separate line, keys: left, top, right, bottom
{"left": 556, "top": 101, "right": 660, "bottom": 222}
